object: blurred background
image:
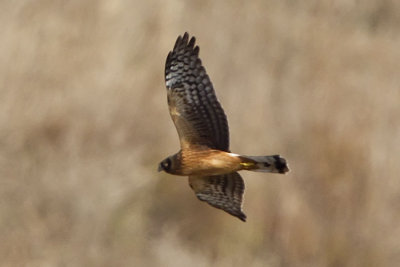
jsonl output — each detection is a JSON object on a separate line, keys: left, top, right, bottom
{"left": 1, "top": 0, "right": 400, "bottom": 266}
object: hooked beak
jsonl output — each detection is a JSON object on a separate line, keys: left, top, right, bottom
{"left": 157, "top": 164, "right": 163, "bottom": 172}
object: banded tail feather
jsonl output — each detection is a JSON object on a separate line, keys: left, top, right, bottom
{"left": 239, "top": 155, "right": 289, "bottom": 174}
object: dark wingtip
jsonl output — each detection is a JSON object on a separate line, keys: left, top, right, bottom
{"left": 188, "top": 35, "right": 196, "bottom": 48}
{"left": 181, "top": 32, "right": 189, "bottom": 44}
{"left": 173, "top": 35, "right": 182, "bottom": 50}
{"left": 172, "top": 32, "right": 197, "bottom": 52}
{"left": 193, "top": 45, "right": 200, "bottom": 55}
{"left": 238, "top": 212, "right": 247, "bottom": 222}
{"left": 230, "top": 210, "right": 246, "bottom": 222}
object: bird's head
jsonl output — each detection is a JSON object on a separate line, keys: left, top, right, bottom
{"left": 158, "top": 157, "right": 172, "bottom": 173}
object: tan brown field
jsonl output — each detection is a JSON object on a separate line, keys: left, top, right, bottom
{"left": 1, "top": 1, "right": 400, "bottom": 266}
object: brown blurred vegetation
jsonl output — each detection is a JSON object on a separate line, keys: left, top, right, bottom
{"left": 1, "top": 1, "right": 400, "bottom": 266}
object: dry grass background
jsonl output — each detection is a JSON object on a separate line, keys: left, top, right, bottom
{"left": 1, "top": 0, "right": 400, "bottom": 266}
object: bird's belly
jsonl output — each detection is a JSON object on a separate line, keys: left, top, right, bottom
{"left": 181, "top": 151, "right": 241, "bottom": 176}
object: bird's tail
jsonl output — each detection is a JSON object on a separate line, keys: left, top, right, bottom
{"left": 239, "top": 155, "right": 289, "bottom": 174}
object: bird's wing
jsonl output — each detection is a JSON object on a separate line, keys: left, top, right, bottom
{"left": 165, "top": 32, "right": 229, "bottom": 151}
{"left": 189, "top": 172, "right": 246, "bottom": 221}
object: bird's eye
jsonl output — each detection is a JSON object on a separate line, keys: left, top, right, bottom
{"left": 163, "top": 158, "right": 171, "bottom": 170}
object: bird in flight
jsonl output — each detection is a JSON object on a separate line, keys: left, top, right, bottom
{"left": 158, "top": 32, "right": 289, "bottom": 221}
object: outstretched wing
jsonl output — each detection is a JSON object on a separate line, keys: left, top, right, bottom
{"left": 165, "top": 32, "right": 229, "bottom": 151}
{"left": 189, "top": 172, "right": 246, "bottom": 221}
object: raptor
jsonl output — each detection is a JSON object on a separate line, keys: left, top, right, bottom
{"left": 158, "top": 33, "right": 289, "bottom": 221}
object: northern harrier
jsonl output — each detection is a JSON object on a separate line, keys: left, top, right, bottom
{"left": 158, "top": 33, "right": 289, "bottom": 221}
